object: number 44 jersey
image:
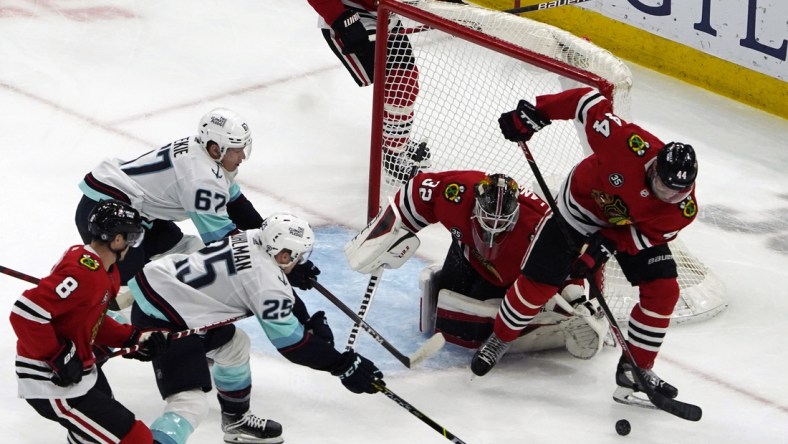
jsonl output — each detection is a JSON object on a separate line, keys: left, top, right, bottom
{"left": 128, "top": 229, "right": 305, "bottom": 350}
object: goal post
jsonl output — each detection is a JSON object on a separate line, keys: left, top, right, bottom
{"left": 368, "top": 0, "right": 727, "bottom": 324}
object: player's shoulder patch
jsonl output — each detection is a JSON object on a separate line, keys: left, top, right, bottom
{"left": 678, "top": 196, "right": 697, "bottom": 218}
{"left": 442, "top": 182, "right": 467, "bottom": 204}
{"left": 627, "top": 133, "right": 650, "bottom": 157}
{"left": 79, "top": 254, "right": 100, "bottom": 271}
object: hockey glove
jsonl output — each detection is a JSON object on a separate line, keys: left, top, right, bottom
{"left": 287, "top": 260, "right": 321, "bottom": 290}
{"left": 498, "top": 99, "right": 551, "bottom": 142}
{"left": 122, "top": 329, "right": 170, "bottom": 362}
{"left": 570, "top": 233, "right": 616, "bottom": 279}
{"left": 305, "top": 311, "right": 334, "bottom": 346}
{"left": 331, "top": 10, "right": 370, "bottom": 55}
{"left": 331, "top": 351, "right": 384, "bottom": 394}
{"left": 48, "top": 340, "right": 84, "bottom": 387}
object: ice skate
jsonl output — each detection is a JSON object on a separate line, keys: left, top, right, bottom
{"left": 613, "top": 358, "right": 678, "bottom": 410}
{"left": 471, "top": 332, "right": 511, "bottom": 376}
{"left": 383, "top": 140, "right": 431, "bottom": 185}
{"left": 221, "top": 411, "right": 283, "bottom": 444}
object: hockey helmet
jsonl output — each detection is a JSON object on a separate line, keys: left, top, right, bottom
{"left": 472, "top": 174, "right": 520, "bottom": 254}
{"left": 88, "top": 200, "right": 145, "bottom": 248}
{"left": 648, "top": 142, "right": 697, "bottom": 203}
{"left": 197, "top": 108, "right": 252, "bottom": 161}
{"left": 258, "top": 213, "right": 315, "bottom": 269}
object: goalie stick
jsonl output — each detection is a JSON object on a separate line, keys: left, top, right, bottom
{"left": 372, "top": 381, "right": 468, "bottom": 443}
{"left": 311, "top": 279, "right": 445, "bottom": 368}
{"left": 517, "top": 141, "right": 702, "bottom": 422}
{"left": 346, "top": 268, "right": 384, "bottom": 351}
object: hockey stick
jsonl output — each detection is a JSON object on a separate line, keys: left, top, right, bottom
{"left": 345, "top": 268, "right": 384, "bottom": 351}
{"left": 100, "top": 313, "right": 252, "bottom": 362}
{"left": 372, "top": 381, "right": 468, "bottom": 443}
{"left": 504, "top": 0, "right": 591, "bottom": 14}
{"left": 311, "top": 280, "right": 445, "bottom": 368}
{"left": 0, "top": 265, "right": 41, "bottom": 285}
{"left": 517, "top": 140, "right": 702, "bottom": 422}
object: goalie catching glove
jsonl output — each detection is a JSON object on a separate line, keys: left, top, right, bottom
{"left": 499, "top": 99, "right": 551, "bottom": 142}
{"left": 345, "top": 200, "right": 420, "bottom": 274}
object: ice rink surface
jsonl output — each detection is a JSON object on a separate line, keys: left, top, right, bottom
{"left": 1, "top": 1, "right": 787, "bottom": 443}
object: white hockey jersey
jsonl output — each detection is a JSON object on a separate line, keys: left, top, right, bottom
{"left": 128, "top": 229, "right": 305, "bottom": 350}
{"left": 79, "top": 136, "right": 243, "bottom": 243}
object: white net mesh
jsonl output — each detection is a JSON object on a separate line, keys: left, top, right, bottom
{"left": 370, "top": 0, "right": 726, "bottom": 323}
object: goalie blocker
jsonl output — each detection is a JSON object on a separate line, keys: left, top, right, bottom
{"left": 419, "top": 265, "right": 609, "bottom": 359}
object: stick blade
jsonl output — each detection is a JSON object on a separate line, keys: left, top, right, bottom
{"left": 408, "top": 333, "right": 446, "bottom": 367}
{"left": 650, "top": 392, "right": 703, "bottom": 421}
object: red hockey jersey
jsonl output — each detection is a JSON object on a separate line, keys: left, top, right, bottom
{"left": 10, "top": 245, "right": 134, "bottom": 398}
{"left": 393, "top": 170, "right": 549, "bottom": 286}
{"left": 536, "top": 88, "right": 698, "bottom": 255}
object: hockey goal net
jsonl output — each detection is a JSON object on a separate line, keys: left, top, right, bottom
{"left": 368, "top": 0, "right": 727, "bottom": 324}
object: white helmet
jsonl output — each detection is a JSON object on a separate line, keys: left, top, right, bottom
{"left": 257, "top": 213, "right": 315, "bottom": 269}
{"left": 197, "top": 108, "right": 252, "bottom": 161}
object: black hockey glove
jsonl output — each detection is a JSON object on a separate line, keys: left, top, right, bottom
{"left": 122, "top": 329, "right": 170, "bottom": 362}
{"left": 305, "top": 311, "right": 334, "bottom": 346}
{"left": 570, "top": 233, "right": 616, "bottom": 279}
{"left": 287, "top": 260, "right": 321, "bottom": 290}
{"left": 331, "top": 351, "right": 384, "bottom": 394}
{"left": 48, "top": 340, "right": 84, "bottom": 387}
{"left": 498, "top": 99, "right": 551, "bottom": 142}
{"left": 331, "top": 10, "right": 370, "bottom": 55}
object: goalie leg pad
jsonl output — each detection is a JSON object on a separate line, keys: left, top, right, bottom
{"left": 344, "top": 201, "right": 420, "bottom": 274}
{"left": 419, "top": 264, "right": 442, "bottom": 334}
{"left": 434, "top": 289, "right": 499, "bottom": 348}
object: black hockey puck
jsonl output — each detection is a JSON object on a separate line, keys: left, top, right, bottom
{"left": 615, "top": 419, "right": 631, "bottom": 436}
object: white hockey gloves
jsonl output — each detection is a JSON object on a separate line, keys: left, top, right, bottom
{"left": 345, "top": 200, "right": 420, "bottom": 274}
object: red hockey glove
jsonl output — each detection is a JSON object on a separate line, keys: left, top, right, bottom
{"left": 122, "top": 329, "right": 170, "bottom": 362}
{"left": 498, "top": 99, "right": 551, "bottom": 142}
{"left": 570, "top": 233, "right": 616, "bottom": 278}
{"left": 331, "top": 351, "right": 384, "bottom": 394}
{"left": 331, "top": 10, "right": 370, "bottom": 55}
{"left": 48, "top": 340, "right": 84, "bottom": 387}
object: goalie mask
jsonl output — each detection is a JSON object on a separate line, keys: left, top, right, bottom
{"left": 197, "top": 108, "right": 253, "bottom": 162}
{"left": 471, "top": 174, "right": 520, "bottom": 259}
{"left": 647, "top": 142, "right": 697, "bottom": 204}
{"left": 258, "top": 213, "right": 314, "bottom": 269}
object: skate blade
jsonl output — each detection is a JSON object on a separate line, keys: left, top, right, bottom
{"left": 612, "top": 386, "right": 659, "bottom": 410}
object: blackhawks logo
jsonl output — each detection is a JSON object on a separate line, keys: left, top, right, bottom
{"left": 591, "top": 189, "right": 633, "bottom": 225}
{"left": 627, "top": 134, "right": 650, "bottom": 157}
{"left": 79, "top": 255, "right": 100, "bottom": 271}
{"left": 443, "top": 183, "right": 465, "bottom": 203}
{"left": 680, "top": 197, "right": 697, "bottom": 218}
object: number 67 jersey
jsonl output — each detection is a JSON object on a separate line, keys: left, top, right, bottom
{"left": 128, "top": 229, "right": 302, "bottom": 347}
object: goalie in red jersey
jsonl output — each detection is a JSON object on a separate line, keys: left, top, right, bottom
{"left": 306, "top": 0, "right": 431, "bottom": 184}
{"left": 345, "top": 169, "right": 610, "bottom": 360}
{"left": 474, "top": 87, "right": 699, "bottom": 410}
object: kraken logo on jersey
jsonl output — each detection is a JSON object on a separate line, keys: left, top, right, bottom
{"left": 627, "top": 133, "right": 650, "bottom": 157}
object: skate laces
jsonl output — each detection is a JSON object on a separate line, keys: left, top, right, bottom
{"left": 225, "top": 412, "right": 268, "bottom": 431}
{"left": 479, "top": 335, "right": 510, "bottom": 363}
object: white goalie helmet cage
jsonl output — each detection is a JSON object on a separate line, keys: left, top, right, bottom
{"left": 197, "top": 107, "right": 253, "bottom": 161}
{"left": 258, "top": 213, "right": 315, "bottom": 269}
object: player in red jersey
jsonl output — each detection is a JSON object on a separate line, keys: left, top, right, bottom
{"left": 10, "top": 200, "right": 168, "bottom": 443}
{"left": 473, "top": 87, "right": 699, "bottom": 410}
{"left": 346, "top": 170, "right": 609, "bottom": 359}
{"left": 306, "top": 0, "right": 431, "bottom": 184}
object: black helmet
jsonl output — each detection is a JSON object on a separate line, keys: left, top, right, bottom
{"left": 88, "top": 200, "right": 145, "bottom": 247}
{"left": 473, "top": 173, "right": 520, "bottom": 238}
{"left": 655, "top": 142, "right": 697, "bottom": 190}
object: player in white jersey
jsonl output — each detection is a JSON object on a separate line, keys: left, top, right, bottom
{"left": 127, "top": 214, "right": 383, "bottom": 444}
{"left": 75, "top": 108, "right": 264, "bottom": 286}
